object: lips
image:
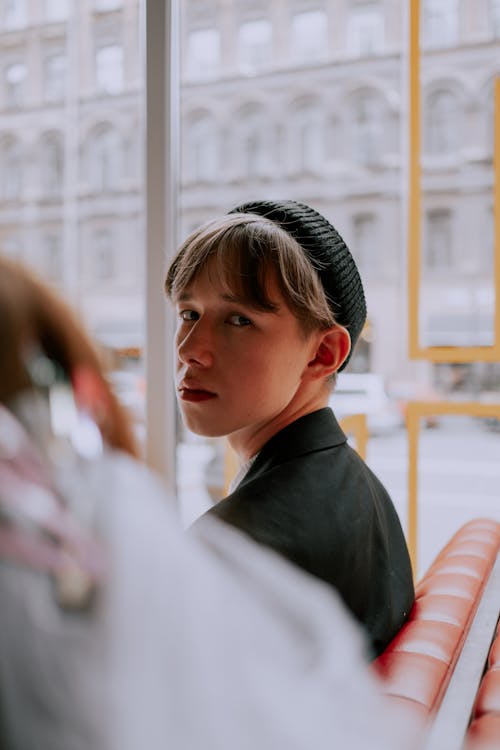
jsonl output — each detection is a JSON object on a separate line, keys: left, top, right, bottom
{"left": 178, "top": 385, "right": 216, "bottom": 403}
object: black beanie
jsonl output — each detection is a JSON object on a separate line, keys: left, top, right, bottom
{"left": 229, "top": 200, "right": 366, "bottom": 371}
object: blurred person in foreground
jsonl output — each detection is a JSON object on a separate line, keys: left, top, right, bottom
{"left": 166, "top": 200, "right": 414, "bottom": 657}
{"left": 0, "top": 255, "right": 421, "bottom": 750}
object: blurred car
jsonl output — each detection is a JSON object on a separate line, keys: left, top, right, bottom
{"left": 329, "top": 373, "right": 402, "bottom": 436}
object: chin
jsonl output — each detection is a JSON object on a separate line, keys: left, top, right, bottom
{"left": 182, "top": 418, "right": 227, "bottom": 439}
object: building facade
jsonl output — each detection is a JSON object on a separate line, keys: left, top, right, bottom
{"left": 1, "top": 0, "right": 499, "bottom": 388}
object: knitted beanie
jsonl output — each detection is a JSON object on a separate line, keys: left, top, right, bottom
{"left": 229, "top": 200, "right": 367, "bottom": 371}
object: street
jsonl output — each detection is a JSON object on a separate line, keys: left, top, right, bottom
{"left": 177, "top": 416, "right": 500, "bottom": 580}
{"left": 365, "top": 417, "right": 500, "bottom": 577}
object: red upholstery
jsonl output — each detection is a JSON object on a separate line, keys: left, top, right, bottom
{"left": 375, "top": 651, "right": 448, "bottom": 710}
{"left": 466, "top": 628, "right": 500, "bottom": 749}
{"left": 489, "top": 635, "right": 500, "bottom": 669}
{"left": 374, "top": 519, "right": 500, "bottom": 728}
{"left": 465, "top": 715, "right": 500, "bottom": 750}
{"left": 474, "top": 671, "right": 500, "bottom": 717}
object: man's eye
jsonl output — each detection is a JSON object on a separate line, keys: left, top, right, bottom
{"left": 228, "top": 314, "right": 251, "bottom": 327}
{"left": 179, "top": 310, "right": 198, "bottom": 321}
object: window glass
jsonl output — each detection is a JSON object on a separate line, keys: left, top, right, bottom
{"left": 425, "top": 90, "right": 459, "bottom": 154}
{"left": 0, "top": 2, "right": 145, "bottom": 435}
{"left": 96, "top": 44, "right": 123, "bottom": 94}
{"left": 291, "top": 10, "right": 327, "bottom": 61}
{"left": 40, "top": 134, "right": 64, "bottom": 196}
{"left": 45, "top": 0, "right": 69, "bottom": 22}
{"left": 238, "top": 106, "right": 268, "bottom": 177}
{"left": 44, "top": 54, "right": 66, "bottom": 101}
{"left": 352, "top": 91, "right": 383, "bottom": 165}
{"left": 44, "top": 232, "right": 63, "bottom": 281}
{"left": 87, "top": 126, "right": 121, "bottom": 190}
{"left": 492, "top": 0, "right": 500, "bottom": 36}
{"left": 423, "top": 0, "right": 459, "bottom": 48}
{"left": 238, "top": 19, "right": 272, "bottom": 70}
{"left": 425, "top": 209, "right": 452, "bottom": 270}
{"left": 290, "top": 101, "right": 324, "bottom": 172}
{"left": 186, "top": 28, "right": 220, "bottom": 79}
{"left": 352, "top": 213, "right": 378, "bottom": 273}
{"left": 5, "top": 63, "right": 27, "bottom": 108}
{"left": 93, "top": 228, "right": 114, "bottom": 281}
{"left": 4, "top": 0, "right": 26, "bottom": 29}
{"left": 2, "top": 139, "right": 23, "bottom": 199}
{"left": 94, "top": 0, "right": 122, "bottom": 10}
{"left": 347, "top": 6, "right": 385, "bottom": 57}
{"left": 184, "top": 113, "right": 218, "bottom": 182}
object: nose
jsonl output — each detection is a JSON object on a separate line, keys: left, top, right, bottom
{"left": 176, "top": 319, "right": 214, "bottom": 368}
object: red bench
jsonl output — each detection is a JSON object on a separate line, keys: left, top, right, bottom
{"left": 465, "top": 619, "right": 500, "bottom": 749}
{"left": 374, "top": 518, "right": 500, "bottom": 740}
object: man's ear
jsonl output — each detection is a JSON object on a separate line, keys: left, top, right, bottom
{"left": 307, "top": 326, "right": 351, "bottom": 378}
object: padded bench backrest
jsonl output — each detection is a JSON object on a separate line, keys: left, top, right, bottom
{"left": 374, "top": 519, "right": 500, "bottom": 726}
{"left": 464, "top": 619, "right": 500, "bottom": 750}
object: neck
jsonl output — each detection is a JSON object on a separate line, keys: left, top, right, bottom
{"left": 229, "top": 391, "right": 329, "bottom": 463}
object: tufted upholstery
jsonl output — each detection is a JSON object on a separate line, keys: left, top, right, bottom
{"left": 465, "top": 621, "right": 500, "bottom": 749}
{"left": 374, "top": 519, "right": 500, "bottom": 728}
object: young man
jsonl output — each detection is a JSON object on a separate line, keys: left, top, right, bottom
{"left": 166, "top": 200, "right": 414, "bottom": 656}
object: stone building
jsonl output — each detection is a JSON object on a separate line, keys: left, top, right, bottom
{"left": 1, "top": 0, "right": 499, "bottom": 387}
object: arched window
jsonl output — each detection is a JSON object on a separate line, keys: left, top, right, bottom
{"left": 238, "top": 107, "right": 268, "bottom": 178}
{"left": 88, "top": 125, "right": 121, "bottom": 191}
{"left": 40, "top": 134, "right": 64, "bottom": 195}
{"left": 290, "top": 101, "right": 324, "bottom": 173}
{"left": 425, "top": 209, "right": 453, "bottom": 270}
{"left": 352, "top": 91, "right": 384, "bottom": 166}
{"left": 185, "top": 113, "right": 217, "bottom": 182}
{"left": 2, "top": 138, "right": 23, "bottom": 200}
{"left": 44, "top": 232, "right": 63, "bottom": 281}
{"left": 425, "top": 90, "right": 459, "bottom": 155}
{"left": 5, "top": 62, "right": 27, "bottom": 108}
{"left": 93, "top": 228, "right": 114, "bottom": 281}
{"left": 44, "top": 53, "right": 66, "bottom": 101}
{"left": 352, "top": 213, "right": 378, "bottom": 273}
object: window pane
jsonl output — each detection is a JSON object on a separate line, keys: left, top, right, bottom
{"left": 238, "top": 19, "right": 272, "bottom": 70}
{"left": 40, "top": 134, "right": 64, "bottom": 195}
{"left": 292, "top": 11, "right": 327, "bottom": 61}
{"left": 347, "top": 6, "right": 385, "bottom": 56}
{"left": 5, "top": 63, "right": 27, "bottom": 108}
{"left": 423, "top": 0, "right": 459, "bottom": 48}
{"left": 4, "top": 0, "right": 27, "bottom": 29}
{"left": 45, "top": 0, "right": 69, "bottom": 22}
{"left": 44, "top": 54, "right": 66, "bottom": 101}
{"left": 186, "top": 28, "right": 220, "bottom": 79}
{"left": 425, "top": 90, "right": 459, "bottom": 154}
{"left": 494, "top": 0, "right": 500, "bottom": 36}
{"left": 96, "top": 45, "right": 124, "bottom": 94}
{"left": 0, "top": 2, "right": 145, "bottom": 446}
